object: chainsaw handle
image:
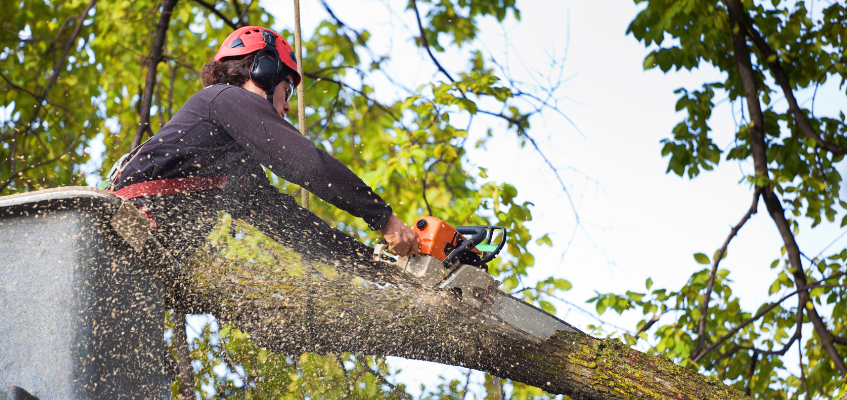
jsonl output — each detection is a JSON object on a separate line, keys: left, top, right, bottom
{"left": 477, "top": 225, "right": 507, "bottom": 265}
{"left": 442, "top": 226, "right": 486, "bottom": 268}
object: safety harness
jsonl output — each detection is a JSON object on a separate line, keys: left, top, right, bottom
{"left": 100, "top": 139, "right": 229, "bottom": 200}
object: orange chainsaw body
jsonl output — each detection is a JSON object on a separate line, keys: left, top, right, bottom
{"left": 412, "top": 216, "right": 479, "bottom": 261}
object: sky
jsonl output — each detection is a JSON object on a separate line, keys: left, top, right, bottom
{"left": 249, "top": 0, "right": 847, "bottom": 396}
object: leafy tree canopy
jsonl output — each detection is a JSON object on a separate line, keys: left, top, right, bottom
{"left": 590, "top": 0, "right": 847, "bottom": 398}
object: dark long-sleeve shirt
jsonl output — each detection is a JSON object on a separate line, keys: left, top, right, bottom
{"left": 114, "top": 84, "right": 393, "bottom": 230}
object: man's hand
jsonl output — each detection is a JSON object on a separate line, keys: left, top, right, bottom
{"left": 380, "top": 214, "right": 419, "bottom": 257}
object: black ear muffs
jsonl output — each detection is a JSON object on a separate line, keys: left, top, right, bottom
{"left": 251, "top": 31, "right": 284, "bottom": 103}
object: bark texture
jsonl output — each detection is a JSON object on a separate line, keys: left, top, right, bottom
{"left": 171, "top": 214, "right": 749, "bottom": 400}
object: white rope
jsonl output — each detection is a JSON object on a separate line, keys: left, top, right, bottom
{"left": 293, "top": 0, "right": 309, "bottom": 210}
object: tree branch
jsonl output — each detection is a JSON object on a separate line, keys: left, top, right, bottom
{"left": 4, "top": 0, "right": 95, "bottom": 189}
{"left": 798, "top": 341, "right": 811, "bottom": 400}
{"left": 478, "top": 110, "right": 581, "bottom": 226}
{"left": 354, "top": 354, "right": 411, "bottom": 400}
{"left": 725, "top": 0, "right": 846, "bottom": 375}
{"left": 320, "top": 0, "right": 361, "bottom": 36}
{"left": 744, "top": 350, "right": 758, "bottom": 396}
{"left": 172, "top": 307, "right": 196, "bottom": 400}
{"left": 27, "top": 0, "right": 95, "bottom": 133}
{"left": 635, "top": 310, "right": 664, "bottom": 338}
{"left": 695, "top": 187, "right": 761, "bottom": 357}
{"left": 131, "top": 0, "right": 179, "bottom": 150}
{"left": 692, "top": 271, "right": 842, "bottom": 363}
{"left": 192, "top": 0, "right": 238, "bottom": 29}
{"left": 0, "top": 132, "right": 81, "bottom": 193}
{"left": 410, "top": 0, "right": 456, "bottom": 83}
{"left": 737, "top": 11, "right": 846, "bottom": 156}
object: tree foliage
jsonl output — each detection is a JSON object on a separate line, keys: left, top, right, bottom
{"left": 1, "top": 0, "right": 578, "bottom": 398}
{"left": 590, "top": 0, "right": 847, "bottom": 398}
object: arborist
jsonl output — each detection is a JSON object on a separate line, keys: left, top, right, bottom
{"left": 104, "top": 26, "right": 418, "bottom": 260}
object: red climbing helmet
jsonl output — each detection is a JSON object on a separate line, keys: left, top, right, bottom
{"left": 215, "top": 26, "right": 301, "bottom": 89}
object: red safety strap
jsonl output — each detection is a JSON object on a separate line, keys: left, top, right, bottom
{"left": 112, "top": 176, "right": 229, "bottom": 199}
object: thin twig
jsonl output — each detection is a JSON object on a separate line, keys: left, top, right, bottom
{"left": 0, "top": 132, "right": 82, "bottom": 193}
{"left": 172, "top": 307, "right": 196, "bottom": 400}
{"left": 635, "top": 310, "right": 665, "bottom": 338}
{"left": 691, "top": 271, "right": 843, "bottom": 362}
{"left": 219, "top": 335, "right": 250, "bottom": 396}
{"left": 337, "top": 354, "right": 353, "bottom": 400}
{"left": 460, "top": 368, "right": 472, "bottom": 400}
{"left": 739, "top": 10, "right": 846, "bottom": 155}
{"left": 798, "top": 342, "right": 811, "bottom": 400}
{"left": 695, "top": 188, "right": 761, "bottom": 357}
{"left": 410, "top": 0, "right": 455, "bottom": 83}
{"left": 354, "top": 354, "right": 411, "bottom": 400}
{"left": 745, "top": 350, "right": 759, "bottom": 396}
{"left": 192, "top": 0, "right": 238, "bottom": 29}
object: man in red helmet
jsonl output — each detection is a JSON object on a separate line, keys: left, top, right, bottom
{"left": 107, "top": 26, "right": 418, "bottom": 260}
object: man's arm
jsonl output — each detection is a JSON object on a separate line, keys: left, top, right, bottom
{"left": 210, "top": 86, "right": 392, "bottom": 230}
{"left": 210, "top": 86, "right": 418, "bottom": 256}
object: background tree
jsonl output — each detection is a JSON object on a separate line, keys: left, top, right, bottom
{"left": 590, "top": 0, "right": 847, "bottom": 398}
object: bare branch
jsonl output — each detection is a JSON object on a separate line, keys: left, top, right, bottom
{"left": 478, "top": 110, "right": 581, "bottom": 226}
{"left": 695, "top": 187, "right": 761, "bottom": 357}
{"left": 545, "top": 293, "right": 634, "bottom": 335}
{"left": 192, "top": 0, "right": 238, "bottom": 29}
{"left": 410, "top": 0, "right": 456, "bottom": 83}
{"left": 28, "top": 0, "right": 95, "bottom": 131}
{"left": 635, "top": 310, "right": 665, "bottom": 338}
{"left": 461, "top": 368, "right": 472, "bottom": 400}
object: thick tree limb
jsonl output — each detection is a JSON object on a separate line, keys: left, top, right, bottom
{"left": 173, "top": 213, "right": 749, "bottom": 400}
{"left": 130, "top": 0, "right": 179, "bottom": 150}
{"left": 725, "top": 0, "right": 846, "bottom": 374}
{"left": 695, "top": 187, "right": 760, "bottom": 357}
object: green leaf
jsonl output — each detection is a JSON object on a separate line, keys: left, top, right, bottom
{"left": 553, "top": 278, "right": 572, "bottom": 291}
{"left": 646, "top": 278, "right": 653, "bottom": 290}
{"left": 693, "top": 253, "right": 710, "bottom": 264}
{"left": 643, "top": 53, "right": 657, "bottom": 70}
{"left": 539, "top": 300, "right": 556, "bottom": 315}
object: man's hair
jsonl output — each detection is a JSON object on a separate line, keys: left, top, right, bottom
{"left": 200, "top": 52, "right": 256, "bottom": 87}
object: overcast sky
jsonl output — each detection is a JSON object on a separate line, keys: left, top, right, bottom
{"left": 256, "top": 0, "right": 847, "bottom": 395}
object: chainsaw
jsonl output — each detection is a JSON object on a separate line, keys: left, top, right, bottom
{"left": 374, "top": 217, "right": 580, "bottom": 340}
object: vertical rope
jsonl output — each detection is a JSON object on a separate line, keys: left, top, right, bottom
{"left": 293, "top": 0, "right": 309, "bottom": 210}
